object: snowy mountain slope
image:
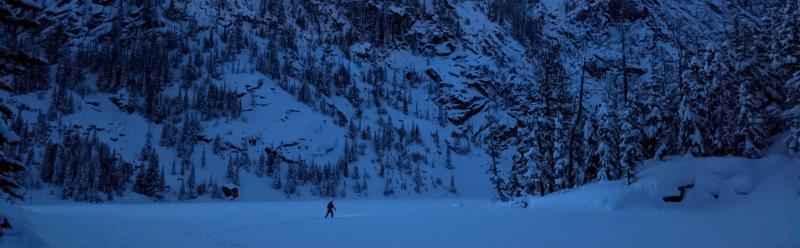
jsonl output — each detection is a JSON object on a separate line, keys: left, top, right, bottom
{"left": 0, "top": 0, "right": 798, "bottom": 205}
{"left": 5, "top": 0, "right": 542, "bottom": 202}
{"left": 1, "top": 0, "right": 799, "bottom": 246}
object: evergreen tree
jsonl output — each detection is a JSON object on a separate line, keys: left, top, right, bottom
{"left": 486, "top": 132, "right": 508, "bottom": 200}
{"left": 444, "top": 148, "right": 453, "bottom": 170}
{"left": 351, "top": 165, "right": 360, "bottom": 180}
{"left": 678, "top": 55, "right": 709, "bottom": 156}
{"left": 786, "top": 115, "right": 800, "bottom": 157}
{"left": 160, "top": 118, "right": 178, "bottom": 148}
{"left": 256, "top": 153, "right": 266, "bottom": 177}
{"left": 619, "top": 107, "right": 643, "bottom": 185}
{"left": 41, "top": 142, "right": 58, "bottom": 183}
{"left": 595, "top": 104, "right": 619, "bottom": 181}
{"left": 33, "top": 112, "right": 49, "bottom": 144}
{"left": 134, "top": 164, "right": 146, "bottom": 195}
{"left": 201, "top": 149, "right": 207, "bottom": 169}
{"left": 226, "top": 155, "right": 240, "bottom": 185}
{"left": 449, "top": 174, "right": 457, "bottom": 194}
{"left": 360, "top": 176, "right": 368, "bottom": 195}
{"left": 552, "top": 113, "right": 571, "bottom": 190}
{"left": 703, "top": 46, "right": 737, "bottom": 155}
{"left": 577, "top": 113, "right": 599, "bottom": 185}
{"left": 188, "top": 164, "right": 196, "bottom": 197}
{"left": 159, "top": 168, "right": 166, "bottom": 194}
{"left": 736, "top": 80, "right": 769, "bottom": 158}
{"left": 272, "top": 173, "right": 282, "bottom": 190}
{"left": 639, "top": 79, "right": 674, "bottom": 160}
{"left": 178, "top": 181, "right": 186, "bottom": 200}
{"left": 729, "top": 23, "right": 775, "bottom": 158}
{"left": 523, "top": 146, "right": 549, "bottom": 196}
{"left": 213, "top": 135, "right": 224, "bottom": 155}
{"left": 412, "top": 165, "right": 423, "bottom": 193}
{"left": 786, "top": 75, "right": 800, "bottom": 157}
{"left": 770, "top": 1, "right": 800, "bottom": 83}
{"left": 506, "top": 155, "right": 529, "bottom": 198}
{"left": 383, "top": 178, "right": 394, "bottom": 196}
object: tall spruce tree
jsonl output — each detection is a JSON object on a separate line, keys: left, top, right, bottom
{"left": 596, "top": 104, "right": 619, "bottom": 181}
{"left": 678, "top": 54, "right": 710, "bottom": 156}
{"left": 619, "top": 107, "right": 643, "bottom": 185}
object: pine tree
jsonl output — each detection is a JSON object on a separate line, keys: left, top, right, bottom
{"left": 444, "top": 147, "right": 453, "bottom": 170}
{"left": 34, "top": 111, "right": 49, "bottom": 144}
{"left": 178, "top": 181, "right": 186, "bottom": 200}
{"left": 577, "top": 114, "right": 599, "bottom": 185}
{"left": 412, "top": 165, "right": 423, "bottom": 193}
{"left": 787, "top": 116, "right": 800, "bottom": 157}
{"left": 40, "top": 142, "right": 57, "bottom": 183}
{"left": 361, "top": 176, "right": 368, "bottom": 195}
{"left": 786, "top": 74, "right": 800, "bottom": 157}
{"left": 142, "top": 155, "right": 161, "bottom": 198}
{"left": 731, "top": 17, "right": 779, "bottom": 157}
{"left": 213, "top": 135, "right": 224, "bottom": 155}
{"left": 201, "top": 149, "right": 207, "bottom": 168}
{"left": 266, "top": 151, "right": 276, "bottom": 177}
{"left": 486, "top": 129, "right": 508, "bottom": 201}
{"left": 140, "top": 130, "right": 155, "bottom": 162}
{"left": 160, "top": 118, "right": 178, "bottom": 148}
{"left": 552, "top": 113, "right": 571, "bottom": 190}
{"left": 180, "top": 159, "right": 186, "bottom": 176}
{"left": 596, "top": 104, "right": 619, "bottom": 181}
{"left": 256, "top": 153, "right": 266, "bottom": 177}
{"left": 159, "top": 168, "right": 166, "bottom": 196}
{"left": 238, "top": 142, "right": 250, "bottom": 168}
{"left": 134, "top": 164, "right": 146, "bottom": 195}
{"left": 523, "top": 146, "right": 550, "bottom": 196}
{"left": 506, "top": 156, "right": 529, "bottom": 198}
{"left": 449, "top": 174, "right": 457, "bottom": 194}
{"left": 188, "top": 164, "right": 196, "bottom": 197}
{"left": 226, "top": 155, "right": 239, "bottom": 185}
{"left": 351, "top": 165, "right": 360, "bottom": 180}
{"left": 639, "top": 79, "right": 673, "bottom": 160}
{"left": 678, "top": 55, "right": 709, "bottom": 156}
{"left": 383, "top": 178, "right": 393, "bottom": 196}
{"left": 771, "top": 1, "right": 800, "bottom": 82}
{"left": 736, "top": 80, "right": 768, "bottom": 158}
{"left": 272, "top": 173, "right": 282, "bottom": 190}
{"left": 619, "top": 107, "right": 643, "bottom": 185}
{"left": 703, "top": 46, "right": 737, "bottom": 155}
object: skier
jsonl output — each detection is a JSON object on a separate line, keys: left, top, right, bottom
{"left": 0, "top": 216, "right": 10, "bottom": 237}
{"left": 325, "top": 201, "right": 336, "bottom": 218}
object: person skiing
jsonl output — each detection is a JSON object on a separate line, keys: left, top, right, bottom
{"left": 325, "top": 201, "right": 336, "bottom": 218}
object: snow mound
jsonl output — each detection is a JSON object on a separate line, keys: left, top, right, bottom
{"left": 0, "top": 202, "right": 47, "bottom": 247}
{"left": 528, "top": 154, "right": 800, "bottom": 211}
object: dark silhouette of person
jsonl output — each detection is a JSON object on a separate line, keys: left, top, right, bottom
{"left": 0, "top": 216, "right": 10, "bottom": 237}
{"left": 325, "top": 201, "right": 336, "bottom": 218}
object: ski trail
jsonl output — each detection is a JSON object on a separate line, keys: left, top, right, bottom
{"left": 334, "top": 212, "right": 371, "bottom": 218}
{"left": 184, "top": 212, "right": 372, "bottom": 240}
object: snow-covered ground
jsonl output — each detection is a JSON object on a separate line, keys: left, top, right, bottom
{"left": 6, "top": 154, "right": 799, "bottom": 248}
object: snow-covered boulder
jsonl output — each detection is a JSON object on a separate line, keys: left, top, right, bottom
{"left": 527, "top": 154, "right": 799, "bottom": 211}
{"left": 221, "top": 183, "right": 239, "bottom": 199}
